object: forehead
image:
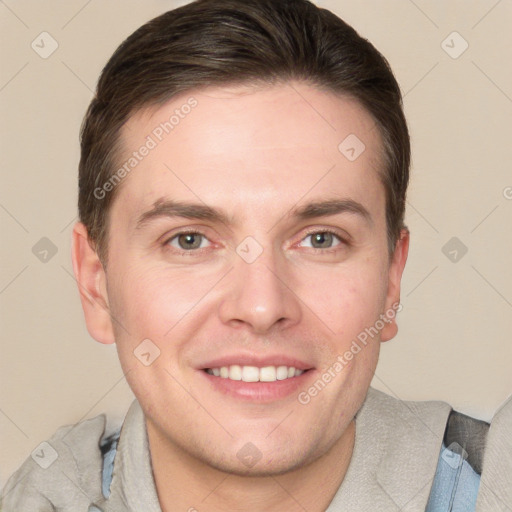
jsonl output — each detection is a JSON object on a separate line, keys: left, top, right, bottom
{"left": 112, "top": 82, "right": 386, "bottom": 228}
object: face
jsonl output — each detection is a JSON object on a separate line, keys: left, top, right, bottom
{"left": 75, "top": 81, "right": 408, "bottom": 476}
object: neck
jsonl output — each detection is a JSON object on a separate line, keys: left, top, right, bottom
{"left": 147, "top": 420, "right": 355, "bottom": 512}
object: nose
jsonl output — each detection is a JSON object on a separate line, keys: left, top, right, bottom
{"left": 218, "top": 246, "right": 301, "bottom": 334}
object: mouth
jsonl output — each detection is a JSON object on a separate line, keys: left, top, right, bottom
{"left": 203, "top": 364, "right": 307, "bottom": 382}
{"left": 198, "top": 358, "right": 315, "bottom": 402}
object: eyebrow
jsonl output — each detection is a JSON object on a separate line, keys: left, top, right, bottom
{"left": 292, "top": 198, "right": 372, "bottom": 226}
{"left": 136, "top": 199, "right": 232, "bottom": 229}
{"left": 135, "top": 197, "right": 373, "bottom": 230}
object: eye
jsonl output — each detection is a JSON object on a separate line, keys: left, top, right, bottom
{"left": 167, "top": 232, "right": 211, "bottom": 251}
{"left": 299, "top": 230, "right": 344, "bottom": 250}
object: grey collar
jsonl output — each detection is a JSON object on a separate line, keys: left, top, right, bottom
{"left": 100, "top": 400, "right": 161, "bottom": 512}
{"left": 326, "top": 388, "right": 451, "bottom": 511}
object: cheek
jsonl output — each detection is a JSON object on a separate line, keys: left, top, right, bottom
{"left": 292, "top": 259, "right": 388, "bottom": 343}
{"left": 106, "top": 264, "right": 200, "bottom": 405}
{"left": 289, "top": 261, "right": 387, "bottom": 395}
{"left": 106, "top": 261, "right": 230, "bottom": 381}
{"left": 109, "top": 263, "right": 211, "bottom": 336}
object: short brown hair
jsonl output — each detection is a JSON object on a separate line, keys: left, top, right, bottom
{"left": 78, "top": 0, "right": 410, "bottom": 264}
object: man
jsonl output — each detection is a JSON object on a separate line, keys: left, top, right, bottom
{"left": 2, "top": 0, "right": 510, "bottom": 510}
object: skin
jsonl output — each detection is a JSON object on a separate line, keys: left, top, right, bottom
{"left": 72, "top": 81, "right": 409, "bottom": 511}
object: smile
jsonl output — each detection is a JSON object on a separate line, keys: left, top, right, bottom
{"left": 204, "top": 365, "right": 305, "bottom": 382}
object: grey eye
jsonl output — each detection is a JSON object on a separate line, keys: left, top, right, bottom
{"left": 300, "top": 232, "right": 341, "bottom": 249}
{"left": 311, "top": 232, "right": 333, "bottom": 248}
{"left": 169, "top": 233, "right": 209, "bottom": 250}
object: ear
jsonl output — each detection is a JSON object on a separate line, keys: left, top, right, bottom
{"left": 380, "top": 228, "right": 410, "bottom": 342}
{"left": 71, "top": 222, "right": 115, "bottom": 345}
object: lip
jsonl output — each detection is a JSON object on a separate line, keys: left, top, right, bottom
{"left": 198, "top": 367, "right": 316, "bottom": 402}
{"left": 197, "top": 353, "right": 314, "bottom": 371}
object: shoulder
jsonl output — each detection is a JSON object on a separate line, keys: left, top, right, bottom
{"left": 1, "top": 413, "right": 107, "bottom": 512}
{"left": 356, "top": 388, "right": 490, "bottom": 511}
{"left": 330, "top": 388, "right": 454, "bottom": 509}
{"left": 359, "top": 387, "right": 453, "bottom": 431}
{"left": 362, "top": 387, "right": 490, "bottom": 471}
{"left": 476, "top": 393, "right": 512, "bottom": 511}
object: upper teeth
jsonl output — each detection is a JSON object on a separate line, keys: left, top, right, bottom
{"left": 205, "top": 365, "right": 304, "bottom": 382}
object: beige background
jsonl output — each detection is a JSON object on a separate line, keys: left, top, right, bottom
{"left": 1, "top": 0, "right": 511, "bottom": 487}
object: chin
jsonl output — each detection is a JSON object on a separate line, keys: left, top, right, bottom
{"left": 205, "top": 450, "right": 312, "bottom": 478}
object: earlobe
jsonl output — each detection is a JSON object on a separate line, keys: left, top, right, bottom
{"left": 71, "top": 222, "right": 116, "bottom": 345}
{"left": 380, "top": 229, "right": 410, "bottom": 343}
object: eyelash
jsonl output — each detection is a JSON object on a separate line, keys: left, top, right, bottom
{"left": 163, "top": 228, "right": 349, "bottom": 255}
